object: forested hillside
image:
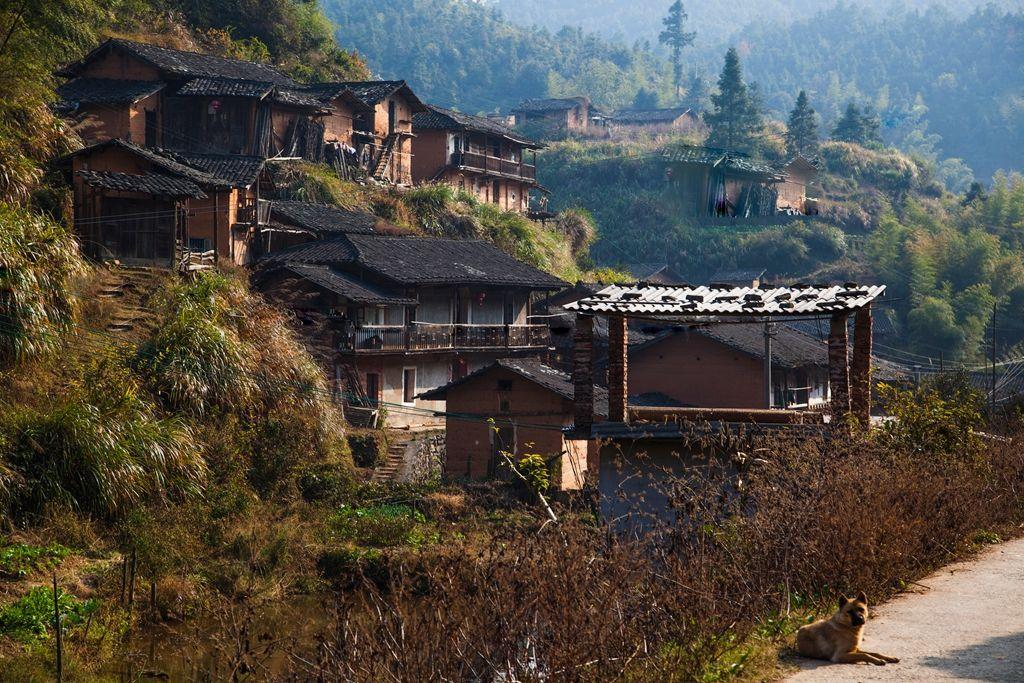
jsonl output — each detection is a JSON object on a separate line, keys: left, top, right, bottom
{"left": 738, "top": 4, "right": 1024, "bottom": 180}
{"left": 324, "top": 1, "right": 1022, "bottom": 180}
{"left": 322, "top": 0, "right": 672, "bottom": 112}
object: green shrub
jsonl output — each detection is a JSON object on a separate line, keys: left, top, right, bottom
{"left": 298, "top": 461, "right": 354, "bottom": 504}
{"left": 328, "top": 504, "right": 428, "bottom": 548}
{"left": 0, "top": 586, "right": 98, "bottom": 643}
{"left": 348, "top": 432, "right": 387, "bottom": 468}
{"left": 0, "top": 543, "right": 71, "bottom": 579}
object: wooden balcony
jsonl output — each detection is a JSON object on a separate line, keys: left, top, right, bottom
{"left": 341, "top": 323, "right": 549, "bottom": 353}
{"left": 450, "top": 152, "right": 537, "bottom": 182}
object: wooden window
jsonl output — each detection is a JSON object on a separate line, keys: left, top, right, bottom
{"left": 403, "top": 367, "right": 416, "bottom": 404}
{"left": 499, "top": 398, "right": 511, "bottom": 413}
{"left": 144, "top": 110, "right": 157, "bottom": 147}
{"left": 492, "top": 180, "right": 501, "bottom": 204}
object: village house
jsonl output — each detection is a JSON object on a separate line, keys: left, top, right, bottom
{"left": 777, "top": 156, "right": 821, "bottom": 215}
{"left": 609, "top": 107, "right": 702, "bottom": 134}
{"left": 55, "top": 38, "right": 330, "bottom": 160}
{"left": 306, "top": 80, "right": 427, "bottom": 185}
{"left": 628, "top": 323, "right": 831, "bottom": 410}
{"left": 663, "top": 145, "right": 788, "bottom": 220}
{"left": 512, "top": 97, "right": 591, "bottom": 135}
{"left": 418, "top": 359, "right": 606, "bottom": 489}
{"left": 412, "top": 104, "right": 543, "bottom": 213}
{"left": 60, "top": 138, "right": 269, "bottom": 268}
{"left": 253, "top": 234, "right": 565, "bottom": 429}
{"left": 619, "top": 262, "right": 686, "bottom": 286}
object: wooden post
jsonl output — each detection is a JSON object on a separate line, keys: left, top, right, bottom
{"left": 851, "top": 305, "right": 873, "bottom": 427}
{"left": 127, "top": 549, "right": 137, "bottom": 610}
{"left": 53, "top": 573, "right": 62, "bottom": 683}
{"left": 573, "top": 314, "right": 595, "bottom": 431}
{"left": 828, "top": 312, "right": 851, "bottom": 423}
{"left": 213, "top": 192, "right": 220, "bottom": 266}
{"left": 608, "top": 314, "right": 628, "bottom": 422}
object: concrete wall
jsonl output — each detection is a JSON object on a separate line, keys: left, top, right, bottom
{"left": 357, "top": 354, "right": 449, "bottom": 429}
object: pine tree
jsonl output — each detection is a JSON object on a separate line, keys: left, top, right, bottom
{"left": 706, "top": 47, "right": 762, "bottom": 151}
{"left": 785, "top": 90, "right": 819, "bottom": 158}
{"left": 682, "top": 70, "right": 710, "bottom": 111}
{"left": 632, "top": 87, "right": 659, "bottom": 110}
{"left": 860, "top": 105, "right": 883, "bottom": 145}
{"left": 658, "top": 1, "right": 696, "bottom": 101}
{"left": 831, "top": 102, "right": 866, "bottom": 143}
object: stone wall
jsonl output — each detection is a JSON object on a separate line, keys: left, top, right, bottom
{"left": 402, "top": 430, "right": 445, "bottom": 483}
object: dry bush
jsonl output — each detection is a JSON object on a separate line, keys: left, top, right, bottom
{"left": 292, "top": 425, "right": 1024, "bottom": 681}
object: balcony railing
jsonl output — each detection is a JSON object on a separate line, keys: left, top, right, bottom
{"left": 451, "top": 152, "right": 537, "bottom": 182}
{"left": 342, "top": 323, "right": 549, "bottom": 353}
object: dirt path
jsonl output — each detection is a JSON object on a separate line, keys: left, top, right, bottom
{"left": 787, "top": 535, "right": 1024, "bottom": 682}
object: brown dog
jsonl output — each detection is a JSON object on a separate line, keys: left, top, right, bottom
{"left": 795, "top": 592, "right": 900, "bottom": 665}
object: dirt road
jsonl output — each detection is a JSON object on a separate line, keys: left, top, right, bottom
{"left": 787, "top": 535, "right": 1024, "bottom": 682}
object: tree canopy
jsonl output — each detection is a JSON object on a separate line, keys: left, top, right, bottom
{"left": 705, "top": 48, "right": 763, "bottom": 151}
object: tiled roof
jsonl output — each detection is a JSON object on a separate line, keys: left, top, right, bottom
{"left": 311, "top": 80, "right": 426, "bottom": 112}
{"left": 55, "top": 77, "right": 164, "bottom": 107}
{"left": 268, "top": 201, "right": 379, "bottom": 235}
{"left": 346, "top": 235, "right": 566, "bottom": 288}
{"left": 413, "top": 105, "right": 541, "bottom": 148}
{"left": 611, "top": 108, "right": 695, "bottom": 124}
{"left": 513, "top": 97, "right": 588, "bottom": 113}
{"left": 272, "top": 87, "right": 328, "bottom": 109}
{"left": 77, "top": 170, "right": 206, "bottom": 198}
{"left": 66, "top": 139, "right": 229, "bottom": 188}
{"left": 261, "top": 237, "right": 359, "bottom": 264}
{"left": 564, "top": 283, "right": 886, "bottom": 316}
{"left": 58, "top": 39, "right": 296, "bottom": 86}
{"left": 698, "top": 323, "right": 828, "bottom": 368}
{"left": 175, "top": 77, "right": 274, "bottom": 98}
{"left": 280, "top": 263, "right": 416, "bottom": 305}
{"left": 418, "top": 358, "right": 609, "bottom": 416}
{"left": 709, "top": 268, "right": 766, "bottom": 285}
{"left": 619, "top": 262, "right": 685, "bottom": 285}
{"left": 158, "top": 151, "right": 265, "bottom": 188}
{"left": 662, "top": 144, "right": 782, "bottom": 177}
{"left": 261, "top": 234, "right": 566, "bottom": 289}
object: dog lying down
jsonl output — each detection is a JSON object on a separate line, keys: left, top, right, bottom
{"left": 796, "top": 592, "right": 900, "bottom": 666}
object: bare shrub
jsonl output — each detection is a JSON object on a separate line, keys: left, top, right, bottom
{"left": 294, "top": 423, "right": 1024, "bottom": 681}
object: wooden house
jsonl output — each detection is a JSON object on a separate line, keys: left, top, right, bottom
{"left": 512, "top": 97, "right": 590, "bottom": 135}
{"left": 308, "top": 80, "right": 426, "bottom": 185}
{"left": 253, "top": 235, "right": 565, "bottom": 429}
{"left": 609, "top": 108, "right": 701, "bottom": 133}
{"left": 778, "top": 156, "right": 821, "bottom": 215}
{"left": 412, "top": 104, "right": 543, "bottom": 213}
{"left": 418, "top": 359, "right": 604, "bottom": 489}
{"left": 55, "top": 38, "right": 330, "bottom": 160}
{"left": 61, "top": 138, "right": 268, "bottom": 269}
{"left": 662, "top": 145, "right": 785, "bottom": 220}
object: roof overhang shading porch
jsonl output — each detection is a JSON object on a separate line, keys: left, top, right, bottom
{"left": 563, "top": 283, "right": 886, "bottom": 433}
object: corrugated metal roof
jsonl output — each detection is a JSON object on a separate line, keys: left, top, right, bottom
{"left": 662, "top": 144, "right": 782, "bottom": 178}
{"left": 563, "top": 283, "right": 885, "bottom": 316}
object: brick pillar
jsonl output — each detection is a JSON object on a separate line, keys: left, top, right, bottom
{"left": 608, "top": 314, "right": 628, "bottom": 422}
{"left": 573, "top": 314, "right": 595, "bottom": 431}
{"left": 851, "top": 304, "right": 873, "bottom": 427}
{"left": 828, "top": 312, "right": 851, "bottom": 421}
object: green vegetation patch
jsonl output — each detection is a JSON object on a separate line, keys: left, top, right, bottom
{"left": 0, "top": 542, "right": 71, "bottom": 579}
{"left": 328, "top": 504, "right": 432, "bottom": 548}
{"left": 0, "top": 586, "right": 97, "bottom": 643}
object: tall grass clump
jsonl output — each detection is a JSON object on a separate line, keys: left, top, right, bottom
{"left": 0, "top": 357, "right": 204, "bottom": 519}
{"left": 0, "top": 202, "right": 84, "bottom": 367}
{"left": 135, "top": 270, "right": 349, "bottom": 496}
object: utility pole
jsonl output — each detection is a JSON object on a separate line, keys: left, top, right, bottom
{"left": 764, "top": 318, "right": 775, "bottom": 408}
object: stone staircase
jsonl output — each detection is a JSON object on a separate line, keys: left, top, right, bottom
{"left": 370, "top": 440, "right": 408, "bottom": 483}
{"left": 96, "top": 266, "right": 162, "bottom": 336}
